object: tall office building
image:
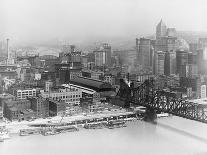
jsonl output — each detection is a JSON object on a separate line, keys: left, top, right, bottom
{"left": 164, "top": 50, "right": 176, "bottom": 75}
{"left": 197, "top": 48, "right": 207, "bottom": 74}
{"left": 94, "top": 50, "right": 106, "bottom": 67}
{"left": 94, "top": 43, "right": 112, "bottom": 67}
{"left": 166, "top": 28, "right": 176, "bottom": 37}
{"left": 56, "top": 46, "right": 82, "bottom": 84}
{"left": 176, "top": 49, "right": 188, "bottom": 77}
{"left": 136, "top": 38, "right": 154, "bottom": 71}
{"left": 154, "top": 51, "right": 165, "bottom": 75}
{"left": 156, "top": 36, "right": 177, "bottom": 52}
{"left": 189, "top": 43, "right": 198, "bottom": 53}
{"left": 102, "top": 43, "right": 112, "bottom": 67}
{"left": 198, "top": 38, "right": 207, "bottom": 49}
{"left": 156, "top": 19, "right": 167, "bottom": 40}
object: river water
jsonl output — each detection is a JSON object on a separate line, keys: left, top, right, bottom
{"left": 0, "top": 116, "right": 207, "bottom": 155}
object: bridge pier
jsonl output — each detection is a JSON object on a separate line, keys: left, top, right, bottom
{"left": 144, "top": 108, "right": 157, "bottom": 124}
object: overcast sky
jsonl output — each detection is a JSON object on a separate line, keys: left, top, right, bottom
{"left": 1, "top": 0, "right": 207, "bottom": 45}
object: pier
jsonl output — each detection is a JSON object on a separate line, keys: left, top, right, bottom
{"left": 29, "top": 111, "right": 143, "bottom": 128}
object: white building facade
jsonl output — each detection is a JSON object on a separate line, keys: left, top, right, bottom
{"left": 15, "top": 88, "right": 37, "bottom": 99}
{"left": 201, "top": 85, "right": 206, "bottom": 98}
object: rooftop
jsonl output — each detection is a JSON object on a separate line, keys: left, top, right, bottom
{"left": 70, "top": 76, "right": 112, "bottom": 92}
{"left": 0, "top": 93, "right": 15, "bottom": 99}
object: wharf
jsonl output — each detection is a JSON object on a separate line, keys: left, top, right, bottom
{"left": 29, "top": 111, "right": 142, "bottom": 127}
{"left": 2, "top": 111, "right": 143, "bottom": 134}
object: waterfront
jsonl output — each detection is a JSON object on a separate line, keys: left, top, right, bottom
{"left": 0, "top": 116, "right": 207, "bottom": 155}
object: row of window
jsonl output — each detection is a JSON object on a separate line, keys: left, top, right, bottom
{"left": 51, "top": 94, "right": 81, "bottom": 98}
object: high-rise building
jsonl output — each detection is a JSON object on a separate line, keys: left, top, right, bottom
{"left": 164, "top": 50, "right": 176, "bottom": 75}
{"left": 94, "top": 50, "right": 106, "bottom": 67}
{"left": 136, "top": 38, "right": 154, "bottom": 71}
{"left": 176, "top": 50, "right": 188, "bottom": 76}
{"left": 154, "top": 51, "right": 165, "bottom": 75}
{"left": 166, "top": 28, "right": 176, "bottom": 37}
{"left": 102, "top": 43, "right": 112, "bottom": 67}
{"left": 94, "top": 43, "right": 112, "bottom": 67}
{"left": 188, "top": 52, "right": 197, "bottom": 64}
{"left": 198, "top": 38, "right": 207, "bottom": 49}
{"left": 189, "top": 43, "right": 198, "bottom": 53}
{"left": 185, "top": 64, "right": 198, "bottom": 78}
{"left": 197, "top": 48, "right": 207, "bottom": 74}
{"left": 56, "top": 46, "right": 82, "bottom": 84}
{"left": 156, "top": 19, "right": 167, "bottom": 40}
{"left": 156, "top": 36, "right": 177, "bottom": 52}
{"left": 200, "top": 85, "right": 206, "bottom": 98}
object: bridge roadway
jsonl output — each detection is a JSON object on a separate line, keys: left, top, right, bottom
{"left": 118, "top": 79, "right": 207, "bottom": 124}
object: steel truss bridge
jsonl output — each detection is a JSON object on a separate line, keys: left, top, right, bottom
{"left": 117, "top": 79, "right": 207, "bottom": 124}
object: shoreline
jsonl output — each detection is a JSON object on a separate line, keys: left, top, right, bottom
{"left": 1, "top": 111, "right": 142, "bottom": 135}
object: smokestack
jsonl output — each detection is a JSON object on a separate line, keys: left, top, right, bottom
{"left": 6, "top": 38, "right": 9, "bottom": 60}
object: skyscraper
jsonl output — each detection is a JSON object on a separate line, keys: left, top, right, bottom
{"left": 154, "top": 51, "right": 165, "bottom": 75}
{"left": 164, "top": 50, "right": 176, "bottom": 75}
{"left": 94, "top": 43, "right": 112, "bottom": 68}
{"left": 102, "top": 43, "right": 112, "bottom": 67}
{"left": 156, "top": 19, "right": 167, "bottom": 40}
{"left": 56, "top": 45, "right": 82, "bottom": 84}
{"left": 136, "top": 38, "right": 154, "bottom": 72}
{"left": 176, "top": 49, "right": 188, "bottom": 77}
{"left": 166, "top": 28, "right": 176, "bottom": 37}
{"left": 197, "top": 48, "right": 207, "bottom": 74}
{"left": 94, "top": 50, "right": 106, "bottom": 67}
{"left": 156, "top": 36, "right": 177, "bottom": 52}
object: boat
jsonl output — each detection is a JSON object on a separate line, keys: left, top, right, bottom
{"left": 84, "top": 123, "right": 104, "bottom": 129}
{"left": 55, "top": 126, "right": 79, "bottom": 133}
{"left": 157, "top": 112, "right": 169, "bottom": 118}
{"left": 0, "top": 137, "right": 4, "bottom": 142}
{"left": 0, "top": 126, "right": 10, "bottom": 140}
{"left": 41, "top": 128, "right": 57, "bottom": 136}
{"left": 19, "top": 129, "right": 41, "bottom": 136}
{"left": 105, "top": 120, "right": 127, "bottom": 129}
{"left": 0, "top": 130, "right": 10, "bottom": 140}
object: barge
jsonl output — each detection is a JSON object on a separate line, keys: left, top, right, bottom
{"left": 19, "top": 129, "right": 41, "bottom": 136}
{"left": 41, "top": 128, "right": 57, "bottom": 136}
{"left": 105, "top": 120, "right": 127, "bottom": 129}
{"left": 84, "top": 122, "right": 105, "bottom": 129}
{"left": 55, "top": 126, "right": 79, "bottom": 133}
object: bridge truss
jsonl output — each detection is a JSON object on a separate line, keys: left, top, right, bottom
{"left": 129, "top": 79, "right": 207, "bottom": 123}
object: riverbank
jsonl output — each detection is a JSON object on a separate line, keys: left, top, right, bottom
{"left": 0, "top": 111, "right": 141, "bottom": 134}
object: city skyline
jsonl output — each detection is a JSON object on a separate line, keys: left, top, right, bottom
{"left": 1, "top": 0, "right": 207, "bottom": 45}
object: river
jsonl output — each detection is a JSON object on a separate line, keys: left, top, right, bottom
{"left": 0, "top": 116, "right": 207, "bottom": 155}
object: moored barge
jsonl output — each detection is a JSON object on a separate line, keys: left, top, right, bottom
{"left": 84, "top": 122, "right": 105, "bottom": 129}
{"left": 20, "top": 129, "right": 41, "bottom": 136}
{"left": 105, "top": 120, "right": 127, "bottom": 129}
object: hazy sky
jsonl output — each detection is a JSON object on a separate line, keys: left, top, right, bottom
{"left": 1, "top": 0, "right": 207, "bottom": 45}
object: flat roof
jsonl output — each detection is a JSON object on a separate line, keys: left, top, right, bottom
{"left": 0, "top": 93, "right": 15, "bottom": 99}
{"left": 70, "top": 76, "right": 112, "bottom": 91}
